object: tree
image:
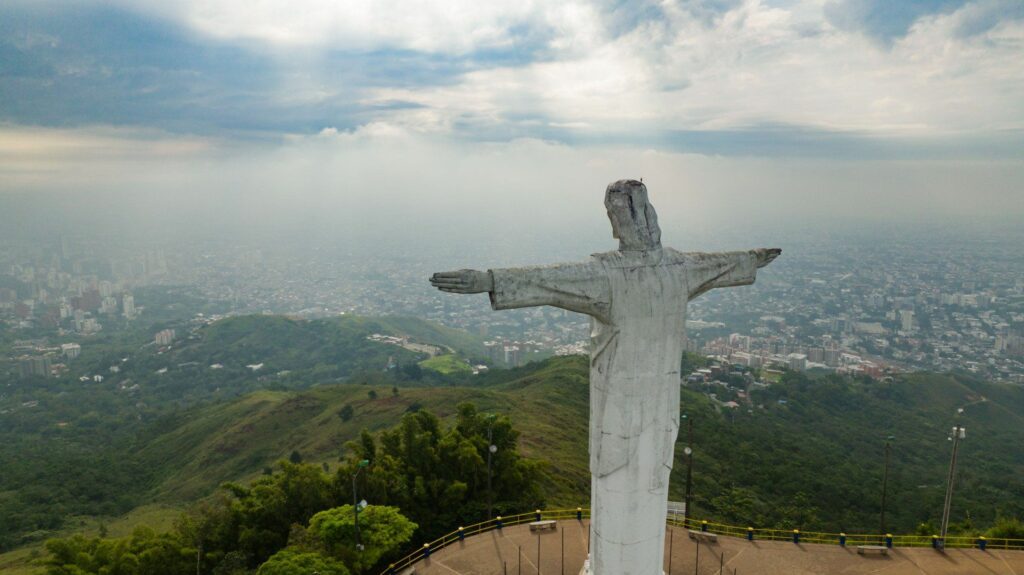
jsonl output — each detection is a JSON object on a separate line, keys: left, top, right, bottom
{"left": 257, "top": 549, "right": 349, "bottom": 575}
{"left": 338, "top": 403, "right": 545, "bottom": 540}
{"left": 44, "top": 527, "right": 195, "bottom": 575}
{"left": 289, "top": 450, "right": 303, "bottom": 464}
{"left": 338, "top": 404, "right": 354, "bottom": 422}
{"left": 309, "top": 505, "right": 416, "bottom": 572}
{"left": 367, "top": 390, "right": 378, "bottom": 400}
{"left": 986, "top": 517, "right": 1024, "bottom": 539}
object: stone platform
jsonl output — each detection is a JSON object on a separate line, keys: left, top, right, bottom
{"left": 403, "top": 520, "right": 1024, "bottom": 575}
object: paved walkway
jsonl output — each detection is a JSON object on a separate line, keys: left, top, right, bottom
{"left": 405, "top": 520, "right": 1024, "bottom": 575}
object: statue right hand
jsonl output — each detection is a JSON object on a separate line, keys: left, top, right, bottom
{"left": 430, "top": 269, "right": 494, "bottom": 294}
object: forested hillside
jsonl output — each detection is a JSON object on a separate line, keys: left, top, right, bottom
{"left": 0, "top": 314, "right": 487, "bottom": 552}
{"left": 4, "top": 315, "right": 1024, "bottom": 574}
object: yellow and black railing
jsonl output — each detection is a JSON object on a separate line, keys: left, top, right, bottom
{"left": 381, "top": 509, "right": 1024, "bottom": 574}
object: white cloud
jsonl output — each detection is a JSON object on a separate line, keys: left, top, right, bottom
{"left": 107, "top": 0, "right": 574, "bottom": 53}
{"left": 338, "top": 0, "right": 1024, "bottom": 138}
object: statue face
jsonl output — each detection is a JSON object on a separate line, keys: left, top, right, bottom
{"left": 605, "top": 180, "right": 662, "bottom": 250}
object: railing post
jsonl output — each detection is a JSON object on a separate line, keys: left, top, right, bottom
{"left": 792, "top": 529, "right": 800, "bottom": 544}
{"left": 839, "top": 533, "right": 846, "bottom": 546}
{"left": 458, "top": 526, "right": 465, "bottom": 541}
{"left": 747, "top": 527, "right": 754, "bottom": 541}
{"left": 701, "top": 520, "right": 708, "bottom": 532}
{"left": 886, "top": 534, "right": 893, "bottom": 548}
{"left": 978, "top": 536, "right": 987, "bottom": 551}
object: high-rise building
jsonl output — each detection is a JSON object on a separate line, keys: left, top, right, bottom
{"left": 900, "top": 310, "right": 915, "bottom": 332}
{"left": 61, "top": 343, "right": 81, "bottom": 360}
{"left": 808, "top": 347, "right": 825, "bottom": 363}
{"left": 19, "top": 355, "right": 52, "bottom": 378}
{"left": 154, "top": 329, "right": 176, "bottom": 346}
{"left": 122, "top": 293, "right": 136, "bottom": 319}
{"left": 504, "top": 345, "right": 522, "bottom": 367}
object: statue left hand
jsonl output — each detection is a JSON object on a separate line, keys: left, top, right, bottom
{"left": 755, "top": 248, "right": 782, "bottom": 268}
{"left": 430, "top": 269, "right": 494, "bottom": 294}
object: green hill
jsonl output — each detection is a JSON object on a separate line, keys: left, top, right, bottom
{"left": 0, "top": 314, "right": 489, "bottom": 553}
{"left": 135, "top": 356, "right": 590, "bottom": 505}
{"left": 120, "top": 358, "right": 1024, "bottom": 535}
{"left": 4, "top": 316, "right": 1024, "bottom": 573}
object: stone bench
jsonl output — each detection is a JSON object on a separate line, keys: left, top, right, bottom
{"left": 856, "top": 545, "right": 888, "bottom": 555}
{"left": 688, "top": 530, "right": 718, "bottom": 543}
{"left": 529, "top": 520, "right": 557, "bottom": 532}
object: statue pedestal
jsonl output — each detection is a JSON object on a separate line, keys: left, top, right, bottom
{"left": 579, "top": 555, "right": 663, "bottom": 575}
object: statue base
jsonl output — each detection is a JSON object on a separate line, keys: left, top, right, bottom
{"left": 578, "top": 555, "right": 664, "bottom": 575}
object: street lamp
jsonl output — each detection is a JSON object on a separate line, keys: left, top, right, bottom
{"left": 353, "top": 459, "right": 369, "bottom": 551}
{"left": 682, "top": 413, "right": 694, "bottom": 523}
{"left": 880, "top": 435, "right": 895, "bottom": 541}
{"left": 939, "top": 426, "right": 966, "bottom": 546}
{"left": 486, "top": 414, "right": 498, "bottom": 519}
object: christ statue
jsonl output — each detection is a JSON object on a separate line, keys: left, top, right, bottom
{"left": 430, "top": 180, "right": 780, "bottom": 575}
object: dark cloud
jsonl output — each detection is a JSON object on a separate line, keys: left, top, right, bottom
{"left": 0, "top": 3, "right": 554, "bottom": 135}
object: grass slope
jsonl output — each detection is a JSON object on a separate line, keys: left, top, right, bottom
{"left": 123, "top": 358, "right": 1024, "bottom": 532}
{"left": 419, "top": 354, "right": 473, "bottom": 375}
{"left": 135, "top": 357, "right": 590, "bottom": 506}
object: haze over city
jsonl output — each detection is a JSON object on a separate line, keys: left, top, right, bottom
{"left": 2, "top": 0, "right": 1022, "bottom": 248}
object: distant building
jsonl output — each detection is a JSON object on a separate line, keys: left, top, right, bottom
{"left": 101, "top": 296, "right": 118, "bottom": 314}
{"left": 484, "top": 341, "right": 502, "bottom": 365}
{"left": 154, "top": 329, "right": 176, "bottom": 346}
{"left": 504, "top": 345, "right": 522, "bottom": 367}
{"left": 122, "top": 293, "right": 136, "bottom": 319}
{"left": 61, "top": 343, "right": 81, "bottom": 360}
{"left": 787, "top": 353, "right": 808, "bottom": 371}
{"left": 900, "top": 310, "right": 915, "bottom": 332}
{"left": 80, "top": 317, "right": 101, "bottom": 334}
{"left": 19, "top": 355, "right": 52, "bottom": 378}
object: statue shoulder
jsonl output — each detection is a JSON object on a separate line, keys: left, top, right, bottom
{"left": 661, "top": 247, "right": 692, "bottom": 264}
{"left": 589, "top": 250, "right": 619, "bottom": 263}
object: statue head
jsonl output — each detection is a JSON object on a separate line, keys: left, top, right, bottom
{"left": 605, "top": 179, "right": 662, "bottom": 251}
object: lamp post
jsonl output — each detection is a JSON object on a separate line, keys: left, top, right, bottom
{"left": 353, "top": 459, "right": 370, "bottom": 551}
{"left": 682, "top": 413, "right": 694, "bottom": 523}
{"left": 486, "top": 414, "right": 498, "bottom": 519}
{"left": 939, "top": 426, "right": 966, "bottom": 545}
{"left": 880, "top": 435, "right": 895, "bottom": 540}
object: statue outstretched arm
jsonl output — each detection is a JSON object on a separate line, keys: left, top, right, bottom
{"left": 431, "top": 261, "right": 610, "bottom": 320}
{"left": 686, "top": 248, "right": 781, "bottom": 300}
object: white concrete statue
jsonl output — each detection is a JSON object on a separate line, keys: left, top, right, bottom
{"left": 430, "top": 180, "right": 780, "bottom": 575}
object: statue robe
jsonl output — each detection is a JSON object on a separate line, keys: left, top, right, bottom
{"left": 489, "top": 248, "right": 758, "bottom": 575}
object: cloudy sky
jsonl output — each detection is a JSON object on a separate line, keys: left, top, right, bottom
{"left": 1, "top": 0, "right": 1022, "bottom": 244}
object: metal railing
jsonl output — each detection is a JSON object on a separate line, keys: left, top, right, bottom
{"left": 381, "top": 509, "right": 1024, "bottom": 574}
{"left": 383, "top": 508, "right": 589, "bottom": 574}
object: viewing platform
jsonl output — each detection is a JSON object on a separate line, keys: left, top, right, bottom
{"left": 385, "top": 511, "right": 1024, "bottom": 575}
